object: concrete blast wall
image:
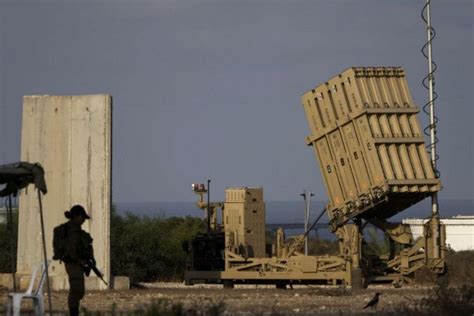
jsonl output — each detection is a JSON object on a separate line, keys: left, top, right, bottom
{"left": 17, "top": 95, "right": 112, "bottom": 290}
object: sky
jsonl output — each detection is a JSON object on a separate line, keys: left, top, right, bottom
{"left": 0, "top": 0, "right": 472, "bottom": 203}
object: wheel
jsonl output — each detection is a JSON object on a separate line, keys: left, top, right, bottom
{"left": 223, "top": 280, "right": 234, "bottom": 289}
{"left": 275, "top": 282, "right": 286, "bottom": 289}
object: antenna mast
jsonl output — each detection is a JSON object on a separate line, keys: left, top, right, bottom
{"left": 423, "top": 0, "right": 439, "bottom": 217}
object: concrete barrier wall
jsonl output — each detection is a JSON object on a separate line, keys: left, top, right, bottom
{"left": 17, "top": 95, "right": 112, "bottom": 290}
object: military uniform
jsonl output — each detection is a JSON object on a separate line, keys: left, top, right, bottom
{"left": 65, "top": 261, "right": 84, "bottom": 315}
{"left": 64, "top": 220, "right": 94, "bottom": 316}
{"left": 54, "top": 205, "right": 94, "bottom": 316}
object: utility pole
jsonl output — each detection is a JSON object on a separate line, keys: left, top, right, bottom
{"left": 207, "top": 179, "right": 211, "bottom": 233}
{"left": 425, "top": 0, "right": 439, "bottom": 218}
{"left": 300, "top": 190, "right": 314, "bottom": 255}
{"left": 423, "top": 0, "right": 440, "bottom": 259}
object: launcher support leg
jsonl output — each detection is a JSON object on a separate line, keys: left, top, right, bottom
{"left": 424, "top": 215, "right": 446, "bottom": 273}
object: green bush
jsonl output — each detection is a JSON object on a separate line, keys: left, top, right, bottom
{"left": 363, "top": 226, "right": 391, "bottom": 257}
{"left": 308, "top": 238, "right": 339, "bottom": 255}
{"left": 0, "top": 214, "right": 18, "bottom": 273}
{"left": 110, "top": 207, "right": 205, "bottom": 284}
{"left": 0, "top": 206, "right": 205, "bottom": 284}
{"left": 394, "top": 284, "right": 474, "bottom": 315}
{"left": 445, "top": 249, "right": 474, "bottom": 287}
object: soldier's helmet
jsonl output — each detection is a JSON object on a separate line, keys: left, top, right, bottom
{"left": 65, "top": 205, "right": 90, "bottom": 219}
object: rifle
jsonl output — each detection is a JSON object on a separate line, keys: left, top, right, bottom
{"left": 83, "top": 259, "right": 108, "bottom": 286}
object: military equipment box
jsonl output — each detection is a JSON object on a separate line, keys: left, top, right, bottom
{"left": 301, "top": 67, "right": 441, "bottom": 226}
{"left": 224, "top": 187, "right": 266, "bottom": 257}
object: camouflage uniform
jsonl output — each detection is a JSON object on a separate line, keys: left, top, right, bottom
{"left": 64, "top": 221, "right": 94, "bottom": 316}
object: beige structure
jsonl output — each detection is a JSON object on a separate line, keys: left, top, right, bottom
{"left": 185, "top": 67, "right": 446, "bottom": 288}
{"left": 224, "top": 188, "right": 266, "bottom": 258}
{"left": 300, "top": 67, "right": 445, "bottom": 283}
{"left": 16, "top": 95, "right": 112, "bottom": 290}
{"left": 301, "top": 67, "right": 441, "bottom": 229}
{"left": 186, "top": 187, "right": 357, "bottom": 287}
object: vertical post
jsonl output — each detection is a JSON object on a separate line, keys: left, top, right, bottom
{"left": 304, "top": 192, "right": 312, "bottom": 255}
{"left": 207, "top": 179, "right": 211, "bottom": 233}
{"left": 37, "top": 190, "right": 53, "bottom": 316}
{"left": 306, "top": 194, "right": 310, "bottom": 255}
{"left": 300, "top": 191, "right": 307, "bottom": 255}
{"left": 300, "top": 190, "right": 313, "bottom": 256}
{"left": 306, "top": 192, "right": 314, "bottom": 255}
{"left": 7, "top": 194, "right": 17, "bottom": 291}
{"left": 425, "top": 0, "right": 440, "bottom": 259}
{"left": 426, "top": 0, "right": 438, "bottom": 217}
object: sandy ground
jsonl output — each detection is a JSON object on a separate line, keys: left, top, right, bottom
{"left": 0, "top": 283, "right": 431, "bottom": 315}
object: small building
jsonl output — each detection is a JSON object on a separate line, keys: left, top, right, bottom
{"left": 403, "top": 216, "right": 474, "bottom": 251}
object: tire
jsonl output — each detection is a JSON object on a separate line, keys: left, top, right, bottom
{"left": 275, "top": 282, "right": 286, "bottom": 289}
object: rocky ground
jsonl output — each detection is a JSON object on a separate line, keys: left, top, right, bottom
{"left": 0, "top": 282, "right": 438, "bottom": 315}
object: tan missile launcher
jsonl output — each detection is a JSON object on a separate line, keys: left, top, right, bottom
{"left": 185, "top": 186, "right": 353, "bottom": 288}
{"left": 184, "top": 66, "right": 446, "bottom": 289}
{"left": 301, "top": 67, "right": 441, "bottom": 229}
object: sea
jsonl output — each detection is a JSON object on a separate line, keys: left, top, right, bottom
{"left": 115, "top": 199, "right": 473, "bottom": 240}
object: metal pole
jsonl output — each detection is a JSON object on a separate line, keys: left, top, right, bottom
{"left": 7, "top": 194, "right": 17, "bottom": 291}
{"left": 308, "top": 192, "right": 314, "bottom": 244}
{"left": 207, "top": 179, "right": 211, "bottom": 233}
{"left": 300, "top": 191, "right": 315, "bottom": 255}
{"left": 37, "top": 190, "right": 53, "bottom": 316}
{"left": 426, "top": 0, "right": 439, "bottom": 217}
{"left": 304, "top": 192, "right": 309, "bottom": 255}
{"left": 305, "top": 194, "right": 309, "bottom": 256}
{"left": 303, "top": 207, "right": 326, "bottom": 241}
{"left": 306, "top": 192, "right": 315, "bottom": 255}
{"left": 425, "top": 0, "right": 440, "bottom": 259}
{"left": 300, "top": 191, "right": 308, "bottom": 255}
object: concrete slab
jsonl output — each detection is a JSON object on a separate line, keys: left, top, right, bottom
{"left": 0, "top": 273, "right": 15, "bottom": 289}
{"left": 17, "top": 95, "right": 112, "bottom": 290}
{"left": 112, "top": 276, "right": 130, "bottom": 290}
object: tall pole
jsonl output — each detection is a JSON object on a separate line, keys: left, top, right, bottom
{"left": 7, "top": 194, "right": 17, "bottom": 291}
{"left": 37, "top": 190, "right": 53, "bottom": 316}
{"left": 207, "top": 179, "right": 211, "bottom": 233}
{"left": 306, "top": 193, "right": 312, "bottom": 255}
{"left": 301, "top": 190, "right": 314, "bottom": 256}
{"left": 426, "top": 0, "right": 439, "bottom": 218}
{"left": 302, "top": 191, "right": 308, "bottom": 255}
{"left": 424, "top": 0, "right": 440, "bottom": 260}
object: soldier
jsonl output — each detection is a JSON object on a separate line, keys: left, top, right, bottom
{"left": 62, "top": 205, "right": 94, "bottom": 316}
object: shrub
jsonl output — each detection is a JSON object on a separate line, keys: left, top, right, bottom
{"left": 445, "top": 249, "right": 474, "bottom": 287}
{"left": 110, "top": 207, "right": 205, "bottom": 284}
{"left": 0, "top": 213, "right": 18, "bottom": 273}
{"left": 413, "top": 250, "right": 474, "bottom": 287}
{"left": 0, "top": 206, "right": 205, "bottom": 283}
{"left": 308, "top": 238, "right": 339, "bottom": 255}
{"left": 394, "top": 284, "right": 474, "bottom": 315}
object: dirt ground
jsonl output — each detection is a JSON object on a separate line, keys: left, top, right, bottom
{"left": 0, "top": 283, "right": 433, "bottom": 315}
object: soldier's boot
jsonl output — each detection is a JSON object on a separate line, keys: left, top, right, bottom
{"left": 69, "top": 306, "right": 79, "bottom": 316}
